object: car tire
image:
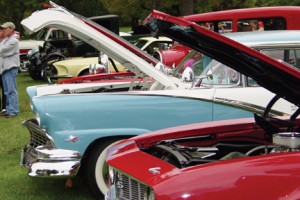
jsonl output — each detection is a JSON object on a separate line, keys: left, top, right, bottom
{"left": 28, "top": 64, "right": 43, "bottom": 80}
{"left": 85, "top": 138, "right": 125, "bottom": 199}
{"left": 41, "top": 55, "right": 65, "bottom": 81}
{"left": 79, "top": 69, "right": 90, "bottom": 76}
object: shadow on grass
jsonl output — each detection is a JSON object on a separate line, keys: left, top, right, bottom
{"left": 18, "top": 176, "right": 95, "bottom": 200}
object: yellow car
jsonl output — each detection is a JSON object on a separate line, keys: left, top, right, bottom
{"left": 45, "top": 36, "right": 172, "bottom": 83}
{"left": 45, "top": 54, "right": 126, "bottom": 82}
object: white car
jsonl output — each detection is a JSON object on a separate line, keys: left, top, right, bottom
{"left": 134, "top": 36, "right": 172, "bottom": 55}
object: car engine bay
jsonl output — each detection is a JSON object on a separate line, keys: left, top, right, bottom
{"left": 143, "top": 95, "right": 300, "bottom": 168}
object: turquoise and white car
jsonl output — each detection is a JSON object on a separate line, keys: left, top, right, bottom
{"left": 20, "top": 3, "right": 300, "bottom": 199}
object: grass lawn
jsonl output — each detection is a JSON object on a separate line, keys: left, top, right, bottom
{"left": 0, "top": 73, "right": 94, "bottom": 199}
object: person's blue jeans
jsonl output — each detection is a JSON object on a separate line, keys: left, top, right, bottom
{"left": 0, "top": 74, "right": 6, "bottom": 110}
{"left": 2, "top": 67, "right": 19, "bottom": 115}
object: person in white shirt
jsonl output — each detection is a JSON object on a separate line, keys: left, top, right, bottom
{"left": 0, "top": 22, "right": 20, "bottom": 118}
{"left": 0, "top": 26, "right": 6, "bottom": 114}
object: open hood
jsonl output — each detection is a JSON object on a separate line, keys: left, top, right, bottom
{"left": 21, "top": 2, "right": 183, "bottom": 90}
{"left": 144, "top": 10, "right": 300, "bottom": 107}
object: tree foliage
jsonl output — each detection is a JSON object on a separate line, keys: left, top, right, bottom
{"left": 0, "top": 0, "right": 300, "bottom": 34}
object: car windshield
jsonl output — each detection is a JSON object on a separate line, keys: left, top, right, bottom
{"left": 134, "top": 40, "right": 147, "bottom": 49}
{"left": 30, "top": 28, "right": 48, "bottom": 40}
{"left": 173, "top": 50, "right": 242, "bottom": 87}
{"left": 173, "top": 44, "right": 300, "bottom": 88}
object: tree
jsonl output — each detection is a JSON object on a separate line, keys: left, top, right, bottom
{"left": 100, "top": 0, "right": 195, "bottom": 27}
{"left": 179, "top": 0, "right": 193, "bottom": 15}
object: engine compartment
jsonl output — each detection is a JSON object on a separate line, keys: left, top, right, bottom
{"left": 142, "top": 95, "right": 300, "bottom": 169}
{"left": 144, "top": 132, "right": 300, "bottom": 169}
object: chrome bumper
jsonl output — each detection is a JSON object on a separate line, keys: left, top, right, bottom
{"left": 21, "top": 118, "right": 81, "bottom": 177}
{"left": 21, "top": 145, "right": 81, "bottom": 177}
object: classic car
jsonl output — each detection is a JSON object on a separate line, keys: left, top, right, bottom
{"left": 105, "top": 10, "right": 300, "bottom": 200}
{"left": 20, "top": 3, "right": 298, "bottom": 199}
{"left": 27, "top": 35, "right": 99, "bottom": 80}
{"left": 19, "top": 27, "right": 72, "bottom": 72}
{"left": 42, "top": 52, "right": 127, "bottom": 82}
{"left": 156, "top": 6, "right": 300, "bottom": 68}
{"left": 43, "top": 36, "right": 171, "bottom": 83}
{"left": 134, "top": 36, "right": 172, "bottom": 55}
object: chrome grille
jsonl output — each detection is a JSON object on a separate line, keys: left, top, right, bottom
{"left": 23, "top": 118, "right": 54, "bottom": 148}
{"left": 116, "top": 172, "right": 148, "bottom": 200}
{"left": 29, "top": 128, "right": 52, "bottom": 147}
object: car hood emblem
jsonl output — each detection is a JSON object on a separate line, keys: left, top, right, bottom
{"left": 148, "top": 167, "right": 161, "bottom": 174}
{"left": 64, "top": 135, "right": 79, "bottom": 143}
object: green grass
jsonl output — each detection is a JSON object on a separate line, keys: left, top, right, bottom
{"left": 120, "top": 26, "right": 132, "bottom": 33}
{"left": 0, "top": 73, "right": 94, "bottom": 200}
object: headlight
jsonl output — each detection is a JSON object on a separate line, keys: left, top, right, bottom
{"left": 144, "top": 188, "right": 155, "bottom": 200}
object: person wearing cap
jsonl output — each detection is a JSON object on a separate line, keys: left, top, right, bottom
{"left": 0, "top": 25, "right": 6, "bottom": 114}
{"left": 0, "top": 22, "right": 20, "bottom": 118}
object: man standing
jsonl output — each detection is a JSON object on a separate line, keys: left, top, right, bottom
{"left": 0, "top": 22, "right": 19, "bottom": 118}
{"left": 0, "top": 26, "right": 6, "bottom": 114}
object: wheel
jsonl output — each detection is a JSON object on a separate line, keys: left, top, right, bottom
{"left": 19, "top": 54, "right": 29, "bottom": 73}
{"left": 79, "top": 69, "right": 90, "bottom": 76}
{"left": 41, "top": 55, "right": 65, "bottom": 81}
{"left": 85, "top": 138, "right": 125, "bottom": 199}
{"left": 28, "top": 64, "right": 43, "bottom": 80}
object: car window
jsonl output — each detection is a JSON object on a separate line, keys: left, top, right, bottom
{"left": 48, "top": 29, "right": 69, "bottom": 40}
{"left": 199, "top": 60, "right": 240, "bottom": 86}
{"left": 238, "top": 17, "right": 286, "bottom": 32}
{"left": 174, "top": 50, "right": 204, "bottom": 78}
{"left": 30, "top": 28, "right": 48, "bottom": 40}
{"left": 144, "top": 41, "right": 172, "bottom": 55}
{"left": 175, "top": 46, "right": 300, "bottom": 88}
{"left": 197, "top": 21, "right": 232, "bottom": 33}
{"left": 134, "top": 40, "right": 147, "bottom": 49}
{"left": 260, "top": 49, "right": 300, "bottom": 69}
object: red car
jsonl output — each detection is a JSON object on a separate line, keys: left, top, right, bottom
{"left": 157, "top": 6, "right": 300, "bottom": 68}
{"left": 105, "top": 10, "right": 300, "bottom": 200}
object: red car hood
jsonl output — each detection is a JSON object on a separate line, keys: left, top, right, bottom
{"left": 144, "top": 10, "right": 300, "bottom": 107}
{"left": 107, "top": 118, "right": 300, "bottom": 199}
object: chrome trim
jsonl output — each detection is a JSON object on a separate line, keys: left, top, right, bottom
{"left": 148, "top": 167, "right": 161, "bottom": 175}
{"left": 48, "top": 74, "right": 73, "bottom": 78}
{"left": 29, "top": 160, "right": 80, "bottom": 177}
{"left": 214, "top": 97, "right": 286, "bottom": 116}
{"left": 273, "top": 132, "right": 300, "bottom": 149}
{"left": 22, "top": 118, "right": 55, "bottom": 148}
{"left": 21, "top": 145, "right": 81, "bottom": 177}
{"left": 108, "top": 168, "right": 150, "bottom": 200}
{"left": 21, "top": 118, "right": 82, "bottom": 178}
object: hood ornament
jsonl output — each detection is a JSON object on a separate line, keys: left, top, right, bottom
{"left": 148, "top": 167, "right": 161, "bottom": 175}
{"left": 64, "top": 135, "right": 79, "bottom": 143}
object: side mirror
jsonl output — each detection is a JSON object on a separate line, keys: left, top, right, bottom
{"left": 194, "top": 69, "right": 213, "bottom": 87}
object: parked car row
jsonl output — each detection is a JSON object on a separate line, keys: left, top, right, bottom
{"left": 20, "top": 3, "right": 300, "bottom": 200}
